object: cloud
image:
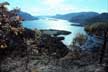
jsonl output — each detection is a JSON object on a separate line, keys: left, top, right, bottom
{"left": 0, "top": 0, "right": 107, "bottom": 16}
{"left": 43, "top": 0, "right": 64, "bottom": 5}
{"left": 21, "top": 0, "right": 77, "bottom": 15}
{"left": 22, "top": 4, "right": 77, "bottom": 16}
{"left": 22, "top": 0, "right": 105, "bottom": 16}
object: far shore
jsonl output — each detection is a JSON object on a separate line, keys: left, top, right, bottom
{"left": 71, "top": 24, "right": 84, "bottom": 27}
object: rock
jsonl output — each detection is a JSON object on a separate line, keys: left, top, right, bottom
{"left": 39, "top": 34, "right": 69, "bottom": 58}
{"left": 40, "top": 29, "right": 71, "bottom": 36}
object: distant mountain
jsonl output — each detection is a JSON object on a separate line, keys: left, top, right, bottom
{"left": 85, "top": 13, "right": 108, "bottom": 24}
{"left": 52, "top": 12, "right": 108, "bottom": 26}
{"left": 17, "top": 11, "right": 38, "bottom": 20}
{"left": 69, "top": 12, "right": 99, "bottom": 24}
{"left": 52, "top": 12, "right": 99, "bottom": 25}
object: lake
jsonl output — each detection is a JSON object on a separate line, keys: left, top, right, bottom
{"left": 22, "top": 18, "right": 85, "bottom": 45}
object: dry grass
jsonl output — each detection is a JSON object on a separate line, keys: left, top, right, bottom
{"left": 32, "top": 68, "right": 40, "bottom": 72}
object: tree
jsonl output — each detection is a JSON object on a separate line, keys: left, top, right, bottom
{"left": 0, "top": 1, "right": 24, "bottom": 48}
{"left": 85, "top": 22, "right": 108, "bottom": 64}
{"left": 72, "top": 33, "right": 87, "bottom": 47}
{"left": 10, "top": 7, "right": 20, "bottom": 15}
{"left": 0, "top": 2, "right": 9, "bottom": 13}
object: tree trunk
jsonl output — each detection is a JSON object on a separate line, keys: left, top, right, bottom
{"left": 99, "top": 31, "right": 107, "bottom": 64}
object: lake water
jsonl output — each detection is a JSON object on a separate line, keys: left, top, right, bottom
{"left": 22, "top": 18, "right": 85, "bottom": 45}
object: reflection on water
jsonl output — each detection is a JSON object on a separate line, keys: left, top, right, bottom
{"left": 22, "top": 19, "right": 85, "bottom": 45}
{"left": 23, "top": 19, "right": 71, "bottom": 30}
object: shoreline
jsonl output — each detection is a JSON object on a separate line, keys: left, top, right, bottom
{"left": 71, "top": 24, "right": 84, "bottom": 27}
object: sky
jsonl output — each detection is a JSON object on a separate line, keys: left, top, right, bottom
{"left": 0, "top": 0, "right": 108, "bottom": 16}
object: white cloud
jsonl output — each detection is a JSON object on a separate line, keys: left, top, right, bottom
{"left": 22, "top": 5, "right": 77, "bottom": 16}
{"left": 22, "top": 0, "right": 96, "bottom": 16}
{"left": 43, "top": 0, "right": 64, "bottom": 5}
{"left": 21, "top": 0, "right": 76, "bottom": 16}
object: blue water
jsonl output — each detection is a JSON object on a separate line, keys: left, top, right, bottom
{"left": 22, "top": 18, "right": 85, "bottom": 45}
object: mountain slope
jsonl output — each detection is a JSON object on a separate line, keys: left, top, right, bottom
{"left": 69, "top": 12, "right": 99, "bottom": 24}
{"left": 18, "top": 11, "right": 38, "bottom": 20}
{"left": 85, "top": 13, "right": 108, "bottom": 24}
{"left": 52, "top": 12, "right": 99, "bottom": 21}
{"left": 52, "top": 12, "right": 108, "bottom": 26}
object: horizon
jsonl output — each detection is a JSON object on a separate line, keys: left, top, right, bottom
{"left": 0, "top": 0, "right": 108, "bottom": 16}
{"left": 33, "top": 11, "right": 105, "bottom": 16}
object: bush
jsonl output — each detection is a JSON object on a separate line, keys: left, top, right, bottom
{"left": 72, "top": 33, "right": 87, "bottom": 47}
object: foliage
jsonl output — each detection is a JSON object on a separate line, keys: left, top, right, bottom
{"left": 85, "top": 22, "right": 108, "bottom": 35}
{"left": 84, "top": 22, "right": 108, "bottom": 64}
{"left": 72, "top": 33, "right": 87, "bottom": 47}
